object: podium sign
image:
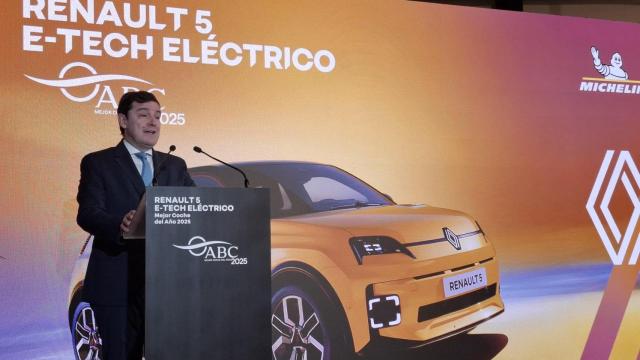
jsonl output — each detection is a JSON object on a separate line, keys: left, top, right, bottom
{"left": 145, "top": 187, "right": 270, "bottom": 360}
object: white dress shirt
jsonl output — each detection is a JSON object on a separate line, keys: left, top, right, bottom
{"left": 123, "top": 140, "right": 154, "bottom": 178}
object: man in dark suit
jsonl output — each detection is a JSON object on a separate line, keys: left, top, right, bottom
{"left": 76, "top": 91, "right": 194, "bottom": 359}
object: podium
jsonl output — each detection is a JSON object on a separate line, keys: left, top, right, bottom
{"left": 143, "top": 186, "right": 270, "bottom": 360}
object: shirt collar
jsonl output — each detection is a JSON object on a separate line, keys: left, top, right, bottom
{"left": 123, "top": 139, "right": 153, "bottom": 156}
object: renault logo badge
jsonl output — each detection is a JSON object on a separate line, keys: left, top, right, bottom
{"left": 443, "top": 228, "right": 462, "bottom": 250}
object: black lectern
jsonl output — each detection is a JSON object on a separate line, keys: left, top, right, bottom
{"left": 144, "top": 187, "right": 270, "bottom": 360}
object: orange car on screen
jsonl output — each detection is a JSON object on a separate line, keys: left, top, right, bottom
{"left": 68, "top": 161, "right": 504, "bottom": 360}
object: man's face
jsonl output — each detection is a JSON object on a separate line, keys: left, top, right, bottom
{"left": 118, "top": 101, "right": 161, "bottom": 150}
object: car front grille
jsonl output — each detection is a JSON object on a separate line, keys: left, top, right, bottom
{"left": 417, "top": 283, "right": 497, "bottom": 322}
{"left": 413, "top": 257, "right": 493, "bottom": 280}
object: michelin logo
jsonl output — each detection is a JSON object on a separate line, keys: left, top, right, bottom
{"left": 591, "top": 46, "right": 628, "bottom": 80}
{"left": 579, "top": 46, "right": 640, "bottom": 95}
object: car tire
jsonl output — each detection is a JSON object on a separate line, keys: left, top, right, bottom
{"left": 271, "top": 284, "right": 352, "bottom": 360}
{"left": 70, "top": 301, "right": 102, "bottom": 360}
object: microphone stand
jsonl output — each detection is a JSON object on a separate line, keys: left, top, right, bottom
{"left": 193, "top": 146, "right": 250, "bottom": 188}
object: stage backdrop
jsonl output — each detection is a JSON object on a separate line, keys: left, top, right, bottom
{"left": 0, "top": 1, "right": 639, "bottom": 359}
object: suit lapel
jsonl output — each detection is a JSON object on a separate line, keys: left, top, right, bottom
{"left": 114, "top": 140, "right": 146, "bottom": 195}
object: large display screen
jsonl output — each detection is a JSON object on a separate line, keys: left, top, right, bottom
{"left": 1, "top": 1, "right": 638, "bottom": 359}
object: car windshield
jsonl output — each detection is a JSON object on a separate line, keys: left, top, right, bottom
{"left": 190, "top": 163, "right": 393, "bottom": 218}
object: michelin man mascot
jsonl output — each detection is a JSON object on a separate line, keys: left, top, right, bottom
{"left": 591, "top": 46, "right": 628, "bottom": 80}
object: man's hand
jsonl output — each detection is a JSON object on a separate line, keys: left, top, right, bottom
{"left": 591, "top": 46, "right": 601, "bottom": 66}
{"left": 120, "top": 210, "right": 137, "bottom": 235}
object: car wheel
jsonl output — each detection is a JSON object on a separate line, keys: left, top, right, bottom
{"left": 70, "top": 301, "right": 102, "bottom": 360}
{"left": 271, "top": 285, "right": 350, "bottom": 360}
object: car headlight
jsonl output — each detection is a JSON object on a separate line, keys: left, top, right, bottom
{"left": 367, "top": 294, "right": 401, "bottom": 329}
{"left": 349, "top": 236, "right": 415, "bottom": 265}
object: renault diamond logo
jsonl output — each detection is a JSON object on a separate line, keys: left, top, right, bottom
{"left": 443, "top": 228, "right": 461, "bottom": 250}
{"left": 586, "top": 150, "right": 640, "bottom": 265}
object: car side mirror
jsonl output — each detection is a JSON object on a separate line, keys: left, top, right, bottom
{"left": 383, "top": 193, "right": 394, "bottom": 202}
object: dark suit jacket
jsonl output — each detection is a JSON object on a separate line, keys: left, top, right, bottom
{"left": 77, "top": 140, "right": 194, "bottom": 305}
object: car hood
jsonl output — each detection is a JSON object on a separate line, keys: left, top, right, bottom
{"left": 282, "top": 204, "right": 479, "bottom": 244}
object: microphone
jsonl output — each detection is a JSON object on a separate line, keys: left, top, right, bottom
{"left": 193, "top": 146, "right": 250, "bottom": 188}
{"left": 152, "top": 145, "right": 176, "bottom": 186}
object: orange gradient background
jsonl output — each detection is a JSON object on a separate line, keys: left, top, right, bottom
{"left": 0, "top": 1, "right": 639, "bottom": 359}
